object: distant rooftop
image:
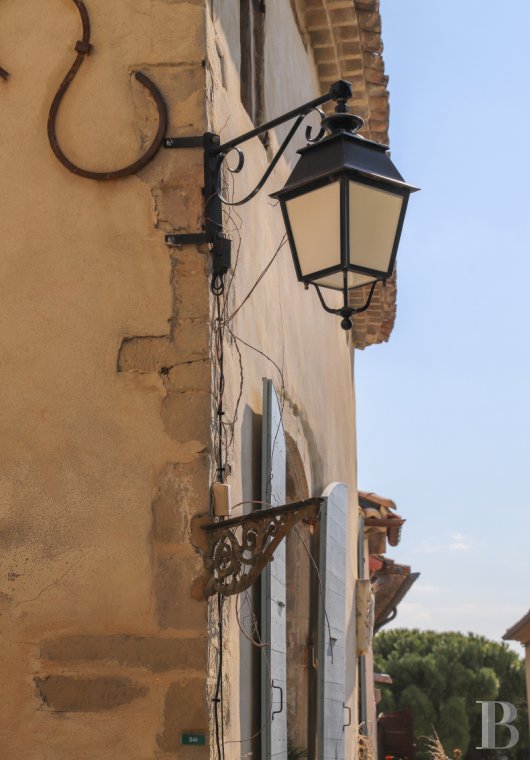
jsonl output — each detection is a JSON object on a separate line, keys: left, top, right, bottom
{"left": 503, "top": 610, "right": 530, "bottom": 645}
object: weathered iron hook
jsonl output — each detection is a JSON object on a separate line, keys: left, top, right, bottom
{"left": 47, "top": 0, "right": 167, "bottom": 180}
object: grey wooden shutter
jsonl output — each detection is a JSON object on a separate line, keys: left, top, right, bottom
{"left": 317, "top": 482, "right": 348, "bottom": 760}
{"left": 261, "top": 379, "right": 287, "bottom": 759}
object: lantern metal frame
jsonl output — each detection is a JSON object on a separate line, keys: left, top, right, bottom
{"left": 164, "top": 78, "right": 417, "bottom": 328}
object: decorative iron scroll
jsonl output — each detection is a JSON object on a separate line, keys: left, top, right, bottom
{"left": 214, "top": 107, "right": 326, "bottom": 207}
{"left": 192, "top": 497, "right": 323, "bottom": 599}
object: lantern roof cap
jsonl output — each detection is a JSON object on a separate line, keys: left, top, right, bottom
{"left": 271, "top": 129, "right": 419, "bottom": 199}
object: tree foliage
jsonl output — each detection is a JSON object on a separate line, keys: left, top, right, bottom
{"left": 374, "top": 629, "right": 528, "bottom": 759}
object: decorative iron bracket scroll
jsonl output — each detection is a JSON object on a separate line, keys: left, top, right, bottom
{"left": 191, "top": 497, "right": 323, "bottom": 599}
{"left": 163, "top": 81, "right": 353, "bottom": 286}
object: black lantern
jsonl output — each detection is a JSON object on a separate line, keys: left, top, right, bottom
{"left": 271, "top": 82, "right": 419, "bottom": 329}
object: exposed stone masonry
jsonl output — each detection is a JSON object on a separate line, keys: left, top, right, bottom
{"left": 295, "top": 0, "right": 389, "bottom": 144}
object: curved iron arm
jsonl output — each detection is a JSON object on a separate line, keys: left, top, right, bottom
{"left": 312, "top": 279, "right": 378, "bottom": 316}
{"left": 214, "top": 108, "right": 326, "bottom": 207}
{"left": 213, "top": 79, "right": 351, "bottom": 156}
{"left": 205, "top": 81, "right": 352, "bottom": 208}
{"left": 47, "top": 0, "right": 167, "bottom": 180}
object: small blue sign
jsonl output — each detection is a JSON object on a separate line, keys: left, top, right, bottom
{"left": 182, "top": 732, "right": 206, "bottom": 746}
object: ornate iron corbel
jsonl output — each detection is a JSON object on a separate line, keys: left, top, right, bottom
{"left": 192, "top": 497, "right": 323, "bottom": 599}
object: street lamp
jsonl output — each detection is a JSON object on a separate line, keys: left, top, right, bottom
{"left": 271, "top": 82, "right": 419, "bottom": 329}
{"left": 165, "top": 79, "right": 418, "bottom": 329}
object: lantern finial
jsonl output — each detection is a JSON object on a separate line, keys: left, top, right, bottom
{"left": 323, "top": 81, "right": 364, "bottom": 136}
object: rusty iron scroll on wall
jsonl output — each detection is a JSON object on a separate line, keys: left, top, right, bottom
{"left": 45, "top": 0, "right": 167, "bottom": 180}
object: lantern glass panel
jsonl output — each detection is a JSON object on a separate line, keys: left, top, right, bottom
{"left": 348, "top": 181, "right": 404, "bottom": 275}
{"left": 285, "top": 181, "right": 341, "bottom": 279}
{"left": 313, "top": 271, "right": 376, "bottom": 290}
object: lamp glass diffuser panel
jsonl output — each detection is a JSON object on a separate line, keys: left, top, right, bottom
{"left": 348, "top": 181, "right": 404, "bottom": 278}
{"left": 285, "top": 181, "right": 377, "bottom": 290}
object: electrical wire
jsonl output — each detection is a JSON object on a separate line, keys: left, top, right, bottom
{"left": 213, "top": 592, "right": 225, "bottom": 760}
{"left": 207, "top": 130, "right": 293, "bottom": 758}
{"left": 222, "top": 234, "right": 287, "bottom": 325}
{"left": 294, "top": 525, "right": 334, "bottom": 663}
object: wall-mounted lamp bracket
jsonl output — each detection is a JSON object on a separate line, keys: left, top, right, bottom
{"left": 162, "top": 83, "right": 353, "bottom": 284}
{"left": 164, "top": 132, "right": 231, "bottom": 282}
{"left": 191, "top": 497, "right": 323, "bottom": 599}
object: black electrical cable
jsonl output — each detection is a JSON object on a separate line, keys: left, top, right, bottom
{"left": 212, "top": 285, "right": 226, "bottom": 760}
{"left": 213, "top": 594, "right": 224, "bottom": 759}
{"left": 214, "top": 291, "right": 225, "bottom": 484}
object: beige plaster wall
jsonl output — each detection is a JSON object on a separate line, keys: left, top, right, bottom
{"left": 0, "top": 1, "right": 364, "bottom": 757}
{"left": 208, "top": 3, "right": 361, "bottom": 756}
{"left": 0, "top": 0, "right": 212, "bottom": 757}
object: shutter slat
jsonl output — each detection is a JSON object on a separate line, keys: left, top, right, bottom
{"left": 261, "top": 379, "right": 287, "bottom": 759}
{"left": 317, "top": 482, "right": 348, "bottom": 760}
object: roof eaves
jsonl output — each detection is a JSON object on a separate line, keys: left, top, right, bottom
{"left": 503, "top": 609, "right": 530, "bottom": 643}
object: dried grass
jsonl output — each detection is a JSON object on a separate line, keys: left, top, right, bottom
{"left": 356, "top": 724, "right": 376, "bottom": 760}
{"left": 423, "top": 731, "right": 450, "bottom": 760}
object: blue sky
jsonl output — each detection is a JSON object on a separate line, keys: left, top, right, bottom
{"left": 355, "top": 0, "right": 530, "bottom": 649}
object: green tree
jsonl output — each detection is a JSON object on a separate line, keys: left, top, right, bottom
{"left": 374, "top": 629, "right": 529, "bottom": 760}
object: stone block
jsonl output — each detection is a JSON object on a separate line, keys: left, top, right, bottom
{"left": 341, "top": 59, "right": 363, "bottom": 75}
{"left": 338, "top": 40, "right": 362, "bottom": 58}
{"left": 171, "top": 319, "right": 210, "bottom": 363}
{"left": 318, "top": 62, "right": 340, "bottom": 79}
{"left": 118, "top": 317, "right": 209, "bottom": 374}
{"left": 165, "top": 360, "right": 211, "bottom": 394}
{"left": 361, "top": 30, "right": 383, "bottom": 53}
{"left": 335, "top": 24, "right": 357, "bottom": 42}
{"left": 162, "top": 390, "right": 211, "bottom": 445}
{"left": 329, "top": 7, "right": 356, "bottom": 24}
{"left": 40, "top": 634, "right": 207, "bottom": 672}
{"left": 364, "top": 67, "right": 386, "bottom": 85}
{"left": 313, "top": 46, "right": 337, "bottom": 64}
{"left": 34, "top": 676, "right": 147, "bottom": 712}
{"left": 356, "top": 10, "right": 381, "bottom": 32}
{"left": 151, "top": 165, "right": 205, "bottom": 231}
{"left": 170, "top": 252, "right": 210, "bottom": 321}
{"left": 157, "top": 679, "right": 208, "bottom": 753}
{"left": 152, "top": 457, "right": 210, "bottom": 544}
{"left": 309, "top": 29, "right": 332, "bottom": 47}
{"left": 155, "top": 554, "right": 206, "bottom": 630}
{"left": 305, "top": 9, "right": 328, "bottom": 29}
